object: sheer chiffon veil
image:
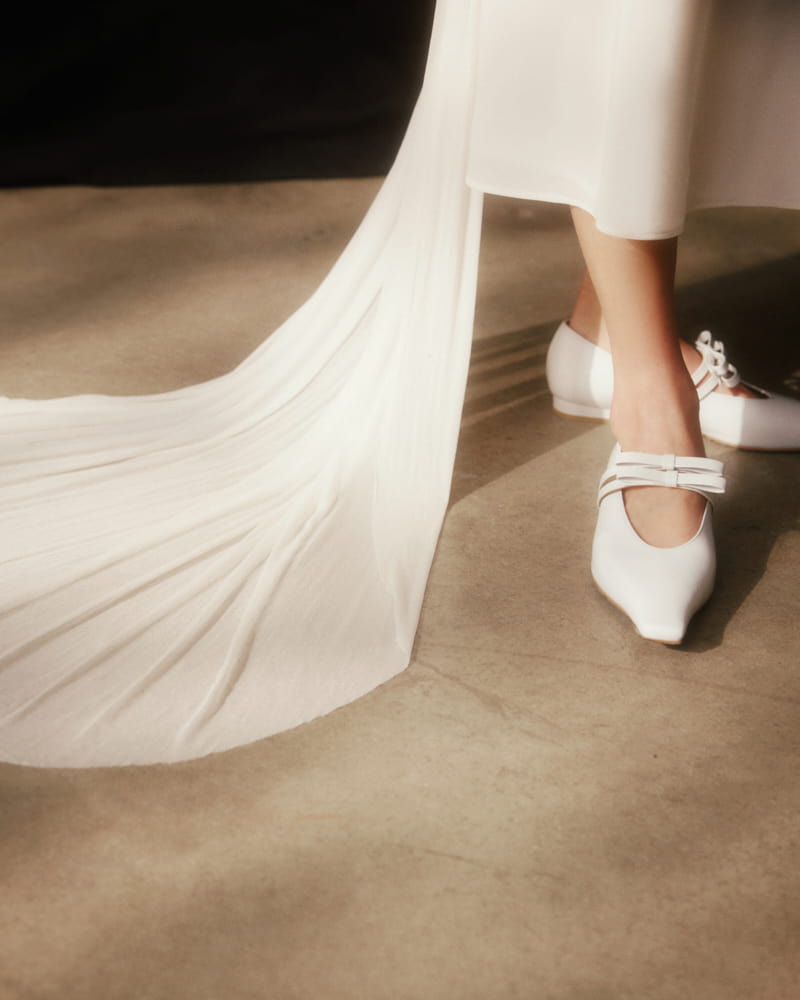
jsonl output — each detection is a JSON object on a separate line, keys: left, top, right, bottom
{"left": 0, "top": 0, "right": 484, "bottom": 766}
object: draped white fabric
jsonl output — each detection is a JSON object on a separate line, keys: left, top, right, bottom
{"left": 468, "top": 0, "right": 800, "bottom": 238}
{"left": 0, "top": 0, "right": 484, "bottom": 767}
{"left": 3, "top": 0, "right": 798, "bottom": 767}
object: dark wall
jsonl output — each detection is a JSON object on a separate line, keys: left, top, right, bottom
{"left": 1, "top": 1, "right": 436, "bottom": 186}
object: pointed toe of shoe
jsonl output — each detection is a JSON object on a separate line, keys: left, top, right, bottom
{"left": 699, "top": 388, "right": 800, "bottom": 451}
{"left": 591, "top": 489, "right": 717, "bottom": 644}
{"left": 624, "top": 611, "right": 693, "bottom": 645}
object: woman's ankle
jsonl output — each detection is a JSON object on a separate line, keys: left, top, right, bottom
{"left": 568, "top": 270, "right": 603, "bottom": 344}
{"left": 611, "top": 389, "right": 707, "bottom": 546}
{"left": 610, "top": 375, "right": 704, "bottom": 457}
{"left": 609, "top": 376, "right": 706, "bottom": 547}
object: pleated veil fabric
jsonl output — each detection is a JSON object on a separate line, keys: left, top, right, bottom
{"left": 0, "top": 0, "right": 484, "bottom": 766}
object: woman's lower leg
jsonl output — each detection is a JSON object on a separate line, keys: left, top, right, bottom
{"left": 569, "top": 206, "right": 706, "bottom": 547}
{"left": 568, "top": 264, "right": 753, "bottom": 400}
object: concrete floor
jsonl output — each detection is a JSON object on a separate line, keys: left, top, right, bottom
{"left": 1, "top": 179, "right": 799, "bottom": 999}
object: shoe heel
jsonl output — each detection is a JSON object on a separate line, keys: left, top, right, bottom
{"left": 552, "top": 397, "right": 609, "bottom": 420}
{"left": 546, "top": 321, "right": 614, "bottom": 421}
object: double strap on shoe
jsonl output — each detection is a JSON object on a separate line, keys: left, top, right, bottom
{"left": 598, "top": 450, "right": 727, "bottom": 505}
{"left": 692, "top": 330, "right": 741, "bottom": 399}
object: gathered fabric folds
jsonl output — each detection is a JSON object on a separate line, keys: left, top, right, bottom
{"left": 0, "top": 0, "right": 484, "bottom": 767}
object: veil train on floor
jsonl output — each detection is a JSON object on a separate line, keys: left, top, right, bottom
{"left": 0, "top": 0, "right": 484, "bottom": 767}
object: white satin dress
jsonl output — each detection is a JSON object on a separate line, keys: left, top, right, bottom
{"left": 0, "top": 0, "right": 796, "bottom": 767}
{"left": 469, "top": 0, "right": 800, "bottom": 237}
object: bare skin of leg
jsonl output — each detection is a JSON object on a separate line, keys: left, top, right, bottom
{"left": 569, "top": 206, "right": 705, "bottom": 548}
{"left": 570, "top": 267, "right": 755, "bottom": 400}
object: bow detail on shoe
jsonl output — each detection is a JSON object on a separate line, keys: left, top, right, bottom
{"left": 597, "top": 450, "right": 727, "bottom": 505}
{"left": 692, "top": 330, "right": 741, "bottom": 398}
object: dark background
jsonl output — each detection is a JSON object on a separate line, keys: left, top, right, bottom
{"left": 0, "top": 1, "right": 436, "bottom": 187}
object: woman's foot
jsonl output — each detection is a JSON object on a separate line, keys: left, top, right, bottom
{"left": 591, "top": 447, "right": 725, "bottom": 643}
{"left": 610, "top": 373, "right": 706, "bottom": 548}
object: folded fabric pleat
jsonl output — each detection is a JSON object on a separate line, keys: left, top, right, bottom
{"left": 0, "top": 0, "right": 484, "bottom": 767}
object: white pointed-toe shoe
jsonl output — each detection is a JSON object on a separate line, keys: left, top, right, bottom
{"left": 546, "top": 321, "right": 800, "bottom": 450}
{"left": 591, "top": 448, "right": 727, "bottom": 643}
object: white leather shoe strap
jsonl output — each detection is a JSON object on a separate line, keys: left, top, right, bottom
{"left": 598, "top": 450, "right": 727, "bottom": 504}
{"left": 692, "top": 330, "right": 741, "bottom": 399}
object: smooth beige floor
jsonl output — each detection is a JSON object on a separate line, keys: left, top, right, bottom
{"left": 1, "top": 180, "right": 799, "bottom": 1000}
